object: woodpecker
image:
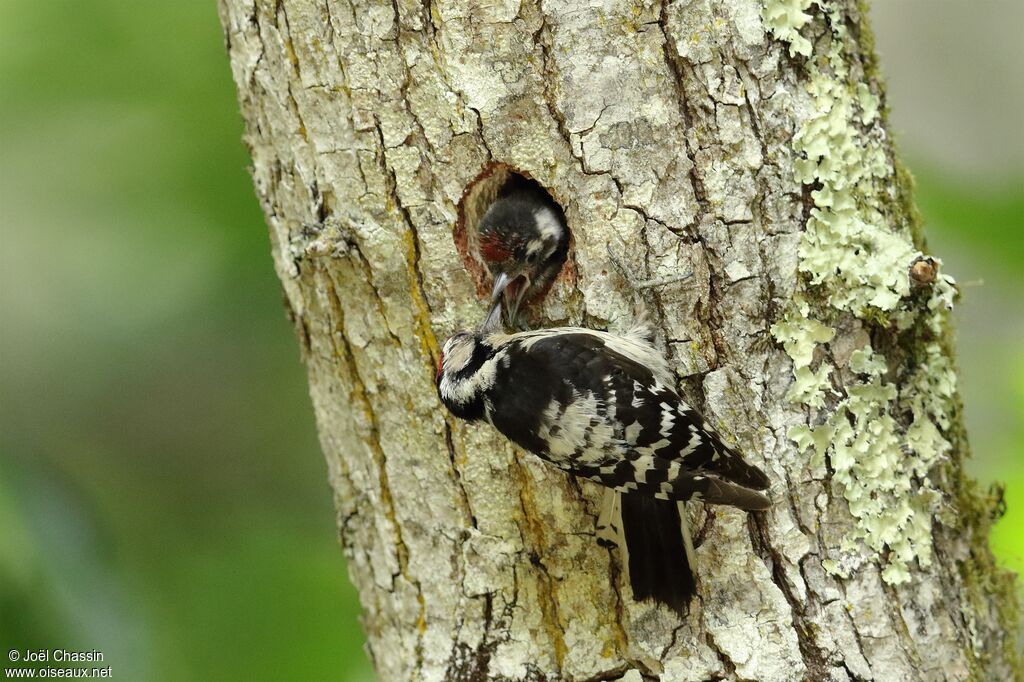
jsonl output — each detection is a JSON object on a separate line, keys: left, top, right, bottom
{"left": 476, "top": 182, "right": 569, "bottom": 325}
{"left": 437, "top": 307, "right": 771, "bottom": 610}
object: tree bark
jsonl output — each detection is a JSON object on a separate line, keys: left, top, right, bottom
{"left": 218, "top": 0, "right": 1020, "bottom": 679}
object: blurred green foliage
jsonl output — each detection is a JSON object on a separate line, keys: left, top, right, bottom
{"left": 912, "top": 170, "right": 1024, "bottom": 580}
{"left": 0, "top": 1, "right": 1019, "bottom": 679}
{"left": 0, "top": 1, "right": 370, "bottom": 679}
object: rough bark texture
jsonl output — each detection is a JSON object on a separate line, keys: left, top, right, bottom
{"left": 218, "top": 1, "right": 1020, "bottom": 679}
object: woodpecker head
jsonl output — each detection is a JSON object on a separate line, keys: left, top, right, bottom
{"left": 436, "top": 307, "right": 503, "bottom": 421}
{"left": 477, "top": 190, "right": 568, "bottom": 326}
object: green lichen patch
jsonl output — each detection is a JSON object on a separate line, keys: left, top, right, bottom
{"left": 763, "top": 0, "right": 960, "bottom": 585}
{"left": 792, "top": 322, "right": 952, "bottom": 584}
{"left": 793, "top": 47, "right": 918, "bottom": 316}
{"left": 770, "top": 297, "right": 836, "bottom": 408}
{"left": 763, "top": 0, "right": 814, "bottom": 57}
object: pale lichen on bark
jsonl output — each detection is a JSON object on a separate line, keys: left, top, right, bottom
{"left": 219, "top": 0, "right": 1019, "bottom": 679}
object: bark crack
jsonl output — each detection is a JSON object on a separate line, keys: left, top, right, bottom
{"left": 221, "top": 0, "right": 1020, "bottom": 677}
{"left": 655, "top": 2, "right": 710, "bottom": 235}
{"left": 749, "top": 512, "right": 830, "bottom": 681}
{"left": 321, "top": 271, "right": 414, "bottom": 588}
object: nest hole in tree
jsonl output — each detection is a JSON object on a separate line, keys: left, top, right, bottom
{"left": 453, "top": 162, "right": 575, "bottom": 303}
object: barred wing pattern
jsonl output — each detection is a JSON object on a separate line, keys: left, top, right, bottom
{"left": 485, "top": 331, "right": 770, "bottom": 510}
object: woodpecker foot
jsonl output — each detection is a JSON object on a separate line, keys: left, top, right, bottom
{"left": 606, "top": 241, "right": 693, "bottom": 290}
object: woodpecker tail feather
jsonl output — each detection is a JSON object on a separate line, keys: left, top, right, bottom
{"left": 619, "top": 493, "right": 696, "bottom": 613}
{"left": 596, "top": 487, "right": 622, "bottom": 549}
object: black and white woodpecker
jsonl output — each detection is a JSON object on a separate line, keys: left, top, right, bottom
{"left": 477, "top": 182, "right": 569, "bottom": 326}
{"left": 436, "top": 304, "right": 771, "bottom": 611}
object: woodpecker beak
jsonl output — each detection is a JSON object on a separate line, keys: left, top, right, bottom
{"left": 490, "top": 272, "right": 530, "bottom": 326}
{"left": 482, "top": 299, "right": 503, "bottom": 333}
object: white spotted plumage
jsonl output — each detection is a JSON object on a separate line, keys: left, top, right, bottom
{"left": 437, "top": 323, "right": 771, "bottom": 509}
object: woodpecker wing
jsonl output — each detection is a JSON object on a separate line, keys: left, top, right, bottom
{"left": 486, "top": 330, "right": 769, "bottom": 509}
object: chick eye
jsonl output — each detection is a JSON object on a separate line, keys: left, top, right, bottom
{"left": 526, "top": 251, "right": 540, "bottom": 265}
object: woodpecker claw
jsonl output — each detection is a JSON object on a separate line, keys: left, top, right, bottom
{"left": 606, "top": 241, "right": 694, "bottom": 290}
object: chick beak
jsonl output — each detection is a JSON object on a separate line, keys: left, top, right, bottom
{"left": 490, "top": 272, "right": 513, "bottom": 306}
{"left": 490, "top": 272, "right": 530, "bottom": 327}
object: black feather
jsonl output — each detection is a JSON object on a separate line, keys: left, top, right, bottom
{"left": 440, "top": 326, "right": 772, "bottom": 613}
{"left": 621, "top": 495, "right": 695, "bottom": 613}
{"left": 485, "top": 332, "right": 771, "bottom": 506}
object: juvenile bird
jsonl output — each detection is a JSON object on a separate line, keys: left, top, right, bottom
{"left": 476, "top": 183, "right": 568, "bottom": 326}
{"left": 437, "top": 305, "right": 771, "bottom": 610}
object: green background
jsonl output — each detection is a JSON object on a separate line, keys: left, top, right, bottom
{"left": 0, "top": 2, "right": 1020, "bottom": 680}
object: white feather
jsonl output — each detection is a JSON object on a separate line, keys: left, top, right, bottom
{"left": 533, "top": 205, "right": 564, "bottom": 244}
{"left": 438, "top": 336, "right": 506, "bottom": 408}
{"left": 494, "top": 326, "right": 675, "bottom": 387}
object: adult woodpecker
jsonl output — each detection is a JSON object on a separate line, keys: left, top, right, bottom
{"left": 476, "top": 183, "right": 569, "bottom": 326}
{"left": 436, "top": 305, "right": 771, "bottom": 610}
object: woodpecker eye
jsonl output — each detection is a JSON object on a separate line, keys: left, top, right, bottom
{"left": 526, "top": 251, "right": 540, "bottom": 265}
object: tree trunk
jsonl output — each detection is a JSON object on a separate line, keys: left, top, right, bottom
{"left": 218, "top": 0, "right": 1020, "bottom": 679}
